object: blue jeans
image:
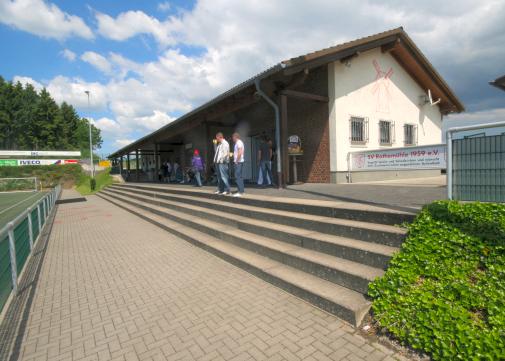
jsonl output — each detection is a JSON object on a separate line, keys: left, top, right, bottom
{"left": 216, "top": 163, "right": 230, "bottom": 193}
{"left": 234, "top": 163, "right": 244, "bottom": 193}
{"left": 259, "top": 160, "right": 272, "bottom": 185}
{"left": 194, "top": 170, "right": 203, "bottom": 187}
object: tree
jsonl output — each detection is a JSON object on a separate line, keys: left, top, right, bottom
{"left": 0, "top": 78, "right": 103, "bottom": 153}
{"left": 76, "top": 118, "right": 102, "bottom": 158}
{"left": 17, "top": 83, "right": 39, "bottom": 148}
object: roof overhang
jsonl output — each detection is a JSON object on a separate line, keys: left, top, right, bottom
{"left": 490, "top": 75, "right": 505, "bottom": 92}
{"left": 282, "top": 27, "right": 465, "bottom": 115}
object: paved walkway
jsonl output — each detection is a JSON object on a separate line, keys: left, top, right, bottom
{"left": 8, "top": 193, "right": 411, "bottom": 361}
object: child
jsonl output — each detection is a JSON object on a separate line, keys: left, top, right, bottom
{"left": 191, "top": 149, "right": 204, "bottom": 187}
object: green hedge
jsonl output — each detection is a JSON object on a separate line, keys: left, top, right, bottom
{"left": 369, "top": 201, "right": 505, "bottom": 360}
{"left": 0, "top": 164, "right": 83, "bottom": 188}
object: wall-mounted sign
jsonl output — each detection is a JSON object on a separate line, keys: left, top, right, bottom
{"left": 0, "top": 150, "right": 81, "bottom": 157}
{"left": 0, "top": 159, "right": 79, "bottom": 166}
{"left": 288, "top": 135, "right": 302, "bottom": 154}
{"left": 350, "top": 144, "right": 446, "bottom": 171}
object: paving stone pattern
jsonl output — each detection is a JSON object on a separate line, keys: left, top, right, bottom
{"left": 15, "top": 194, "right": 410, "bottom": 361}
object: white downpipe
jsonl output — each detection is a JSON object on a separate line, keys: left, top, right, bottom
{"left": 446, "top": 121, "right": 505, "bottom": 200}
{"left": 254, "top": 79, "right": 282, "bottom": 188}
{"left": 346, "top": 152, "right": 352, "bottom": 183}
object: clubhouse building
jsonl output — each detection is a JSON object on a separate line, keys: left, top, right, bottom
{"left": 109, "top": 28, "right": 464, "bottom": 185}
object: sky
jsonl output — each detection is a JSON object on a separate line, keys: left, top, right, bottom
{"left": 0, "top": 0, "right": 504, "bottom": 155}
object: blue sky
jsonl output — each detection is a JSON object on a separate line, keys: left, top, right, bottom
{"left": 1, "top": 0, "right": 504, "bottom": 155}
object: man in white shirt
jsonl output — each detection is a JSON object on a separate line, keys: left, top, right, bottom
{"left": 213, "top": 132, "right": 231, "bottom": 195}
{"left": 232, "top": 132, "right": 245, "bottom": 197}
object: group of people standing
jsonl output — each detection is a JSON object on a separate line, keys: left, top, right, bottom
{"left": 159, "top": 160, "right": 184, "bottom": 183}
{"left": 213, "top": 132, "right": 245, "bottom": 197}
{"left": 162, "top": 131, "right": 273, "bottom": 196}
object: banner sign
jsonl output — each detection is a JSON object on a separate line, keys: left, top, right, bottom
{"left": 0, "top": 150, "right": 81, "bottom": 157}
{"left": 350, "top": 144, "right": 446, "bottom": 171}
{"left": 0, "top": 159, "right": 79, "bottom": 166}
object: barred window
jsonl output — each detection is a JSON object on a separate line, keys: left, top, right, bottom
{"left": 379, "top": 120, "right": 395, "bottom": 145}
{"left": 404, "top": 124, "right": 418, "bottom": 145}
{"left": 349, "top": 117, "right": 368, "bottom": 144}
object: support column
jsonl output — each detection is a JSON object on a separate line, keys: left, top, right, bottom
{"left": 127, "top": 153, "right": 131, "bottom": 172}
{"left": 119, "top": 156, "right": 123, "bottom": 176}
{"left": 154, "top": 144, "right": 160, "bottom": 183}
{"left": 280, "top": 94, "right": 289, "bottom": 187}
{"left": 135, "top": 149, "right": 140, "bottom": 182}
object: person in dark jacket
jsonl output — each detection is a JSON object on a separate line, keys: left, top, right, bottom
{"left": 191, "top": 149, "right": 204, "bottom": 187}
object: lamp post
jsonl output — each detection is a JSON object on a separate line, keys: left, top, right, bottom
{"left": 84, "top": 90, "right": 94, "bottom": 178}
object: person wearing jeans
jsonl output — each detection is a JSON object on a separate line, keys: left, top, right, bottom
{"left": 191, "top": 149, "right": 204, "bottom": 187}
{"left": 213, "top": 132, "right": 231, "bottom": 195}
{"left": 232, "top": 132, "right": 245, "bottom": 197}
{"left": 257, "top": 136, "right": 273, "bottom": 186}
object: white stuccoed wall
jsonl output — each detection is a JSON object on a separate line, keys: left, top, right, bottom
{"left": 328, "top": 48, "right": 443, "bottom": 173}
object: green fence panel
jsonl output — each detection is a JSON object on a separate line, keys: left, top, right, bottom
{"left": 31, "top": 209, "right": 40, "bottom": 240}
{"left": 14, "top": 218, "right": 30, "bottom": 274}
{"left": 453, "top": 134, "right": 505, "bottom": 202}
{"left": 0, "top": 235, "right": 12, "bottom": 312}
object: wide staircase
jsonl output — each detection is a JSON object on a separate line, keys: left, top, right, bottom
{"left": 98, "top": 184, "right": 415, "bottom": 326}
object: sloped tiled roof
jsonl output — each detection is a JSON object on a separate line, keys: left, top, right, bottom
{"left": 110, "top": 28, "right": 463, "bottom": 157}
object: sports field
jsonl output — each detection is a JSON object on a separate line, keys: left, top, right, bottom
{"left": 0, "top": 192, "right": 47, "bottom": 229}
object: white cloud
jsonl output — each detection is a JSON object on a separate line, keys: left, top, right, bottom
{"left": 81, "top": 51, "right": 112, "bottom": 74}
{"left": 115, "top": 139, "right": 135, "bottom": 148}
{"left": 93, "top": 116, "right": 119, "bottom": 131}
{"left": 12, "top": 75, "right": 43, "bottom": 91}
{"left": 157, "top": 2, "right": 171, "bottom": 12}
{"left": 16, "top": 0, "right": 505, "bottom": 153}
{"left": 92, "top": 1, "right": 505, "bottom": 106}
{"left": 45, "top": 75, "right": 109, "bottom": 110}
{"left": 60, "top": 49, "right": 76, "bottom": 61}
{"left": 445, "top": 108, "right": 505, "bottom": 130}
{"left": 133, "top": 110, "right": 175, "bottom": 131}
{"left": 0, "top": 0, "right": 93, "bottom": 40}
{"left": 95, "top": 10, "right": 175, "bottom": 45}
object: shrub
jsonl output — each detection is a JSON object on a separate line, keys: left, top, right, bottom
{"left": 0, "top": 164, "right": 83, "bottom": 188}
{"left": 368, "top": 201, "right": 505, "bottom": 360}
{"left": 76, "top": 168, "right": 113, "bottom": 195}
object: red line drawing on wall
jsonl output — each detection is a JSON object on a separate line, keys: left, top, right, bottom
{"left": 371, "top": 59, "right": 394, "bottom": 113}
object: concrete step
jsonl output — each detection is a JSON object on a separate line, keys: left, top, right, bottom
{"left": 105, "top": 187, "right": 398, "bottom": 269}
{"left": 112, "top": 183, "right": 416, "bottom": 225}
{"left": 101, "top": 189, "right": 383, "bottom": 294}
{"left": 97, "top": 192, "right": 372, "bottom": 326}
{"left": 108, "top": 185, "right": 406, "bottom": 248}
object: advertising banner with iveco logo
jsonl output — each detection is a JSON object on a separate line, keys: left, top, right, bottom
{"left": 0, "top": 159, "right": 79, "bottom": 166}
{"left": 350, "top": 144, "right": 447, "bottom": 171}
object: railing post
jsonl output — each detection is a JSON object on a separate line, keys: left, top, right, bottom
{"left": 7, "top": 222, "right": 18, "bottom": 294}
{"left": 42, "top": 199, "right": 47, "bottom": 221}
{"left": 27, "top": 207, "right": 34, "bottom": 250}
{"left": 37, "top": 204, "right": 42, "bottom": 232}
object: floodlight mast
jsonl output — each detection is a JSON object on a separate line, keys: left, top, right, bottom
{"left": 84, "top": 90, "right": 94, "bottom": 178}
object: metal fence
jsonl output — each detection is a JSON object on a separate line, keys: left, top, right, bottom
{"left": 452, "top": 134, "right": 505, "bottom": 202}
{"left": 0, "top": 185, "right": 61, "bottom": 312}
